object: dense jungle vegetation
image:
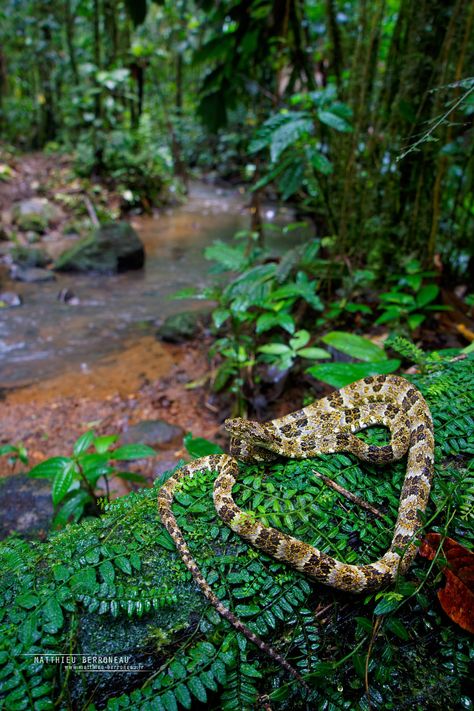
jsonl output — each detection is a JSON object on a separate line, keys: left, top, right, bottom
{"left": 0, "top": 0, "right": 473, "bottom": 710}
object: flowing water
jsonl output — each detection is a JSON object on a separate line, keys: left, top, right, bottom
{"left": 0, "top": 183, "right": 310, "bottom": 390}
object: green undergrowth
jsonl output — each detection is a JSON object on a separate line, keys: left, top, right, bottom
{"left": 1, "top": 357, "right": 473, "bottom": 710}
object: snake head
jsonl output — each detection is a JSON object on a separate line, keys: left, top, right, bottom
{"left": 225, "top": 418, "right": 279, "bottom": 462}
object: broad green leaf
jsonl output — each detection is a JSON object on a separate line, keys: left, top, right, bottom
{"left": 258, "top": 343, "right": 291, "bottom": 355}
{"left": 416, "top": 283, "right": 439, "bottom": 307}
{"left": 183, "top": 433, "right": 223, "bottom": 458}
{"left": 111, "top": 444, "right": 156, "bottom": 460}
{"left": 297, "top": 347, "right": 330, "bottom": 360}
{"left": 374, "top": 307, "right": 403, "bottom": 325}
{"left": 278, "top": 162, "right": 305, "bottom": 200}
{"left": 318, "top": 109, "right": 352, "bottom": 132}
{"left": 94, "top": 434, "right": 119, "bottom": 454}
{"left": 270, "top": 116, "right": 313, "bottom": 162}
{"left": 28, "top": 457, "right": 71, "bottom": 479}
{"left": 407, "top": 313, "right": 425, "bottom": 330}
{"left": 52, "top": 490, "right": 92, "bottom": 528}
{"left": 73, "top": 430, "right": 95, "bottom": 456}
{"left": 307, "top": 359, "right": 400, "bottom": 388}
{"left": 52, "top": 463, "right": 74, "bottom": 505}
{"left": 289, "top": 330, "right": 310, "bottom": 351}
{"left": 321, "top": 331, "right": 387, "bottom": 362}
{"left": 16, "top": 593, "right": 40, "bottom": 609}
{"left": 212, "top": 307, "right": 231, "bottom": 329}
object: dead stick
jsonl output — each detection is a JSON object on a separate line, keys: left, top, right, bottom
{"left": 82, "top": 193, "right": 100, "bottom": 228}
{"left": 312, "top": 469, "right": 385, "bottom": 519}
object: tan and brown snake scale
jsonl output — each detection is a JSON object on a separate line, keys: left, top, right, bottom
{"left": 157, "top": 374, "right": 434, "bottom": 684}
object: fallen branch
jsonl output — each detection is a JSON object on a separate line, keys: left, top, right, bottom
{"left": 312, "top": 469, "right": 385, "bottom": 519}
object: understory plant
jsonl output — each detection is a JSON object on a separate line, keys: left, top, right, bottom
{"left": 27, "top": 431, "right": 154, "bottom": 527}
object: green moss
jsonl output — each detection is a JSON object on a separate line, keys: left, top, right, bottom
{"left": 0, "top": 356, "right": 473, "bottom": 710}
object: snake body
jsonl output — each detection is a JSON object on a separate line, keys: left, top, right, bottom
{"left": 158, "top": 375, "right": 434, "bottom": 676}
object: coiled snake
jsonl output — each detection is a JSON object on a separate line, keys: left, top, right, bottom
{"left": 158, "top": 375, "right": 434, "bottom": 680}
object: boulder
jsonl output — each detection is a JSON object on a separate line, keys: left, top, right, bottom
{"left": 0, "top": 474, "right": 53, "bottom": 540}
{"left": 12, "top": 197, "right": 61, "bottom": 233}
{"left": 0, "top": 291, "right": 22, "bottom": 308}
{"left": 54, "top": 222, "right": 145, "bottom": 274}
{"left": 121, "top": 419, "right": 183, "bottom": 447}
{"left": 11, "top": 266, "right": 56, "bottom": 283}
{"left": 156, "top": 308, "right": 212, "bottom": 343}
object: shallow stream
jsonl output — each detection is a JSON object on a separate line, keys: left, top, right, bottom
{"left": 0, "top": 183, "right": 310, "bottom": 390}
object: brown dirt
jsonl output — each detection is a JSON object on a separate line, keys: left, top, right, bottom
{"left": 0, "top": 337, "right": 223, "bottom": 495}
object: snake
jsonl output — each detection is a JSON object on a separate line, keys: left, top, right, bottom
{"left": 158, "top": 374, "right": 434, "bottom": 681}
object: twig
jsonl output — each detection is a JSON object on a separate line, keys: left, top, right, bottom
{"left": 365, "top": 616, "right": 383, "bottom": 710}
{"left": 312, "top": 469, "right": 385, "bottom": 519}
{"left": 82, "top": 193, "right": 100, "bottom": 227}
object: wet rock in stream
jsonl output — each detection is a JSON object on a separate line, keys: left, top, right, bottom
{"left": 156, "top": 308, "right": 212, "bottom": 343}
{"left": 54, "top": 221, "right": 145, "bottom": 274}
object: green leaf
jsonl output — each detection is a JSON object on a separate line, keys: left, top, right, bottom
{"left": 374, "top": 307, "right": 403, "bottom": 325}
{"left": 258, "top": 343, "right": 291, "bottom": 355}
{"left": 52, "top": 490, "right": 92, "bottom": 527}
{"left": 16, "top": 593, "right": 40, "bottom": 609}
{"left": 318, "top": 109, "right": 352, "bottom": 132}
{"left": 407, "top": 313, "right": 425, "bottom": 330}
{"left": 52, "top": 463, "right": 74, "bottom": 506}
{"left": 187, "top": 677, "right": 207, "bottom": 703}
{"left": 183, "top": 433, "right": 223, "bottom": 458}
{"left": 374, "top": 592, "right": 404, "bottom": 615}
{"left": 162, "top": 690, "right": 178, "bottom": 711}
{"left": 289, "top": 330, "right": 310, "bottom": 351}
{"left": 270, "top": 116, "right": 313, "bottom": 162}
{"left": 307, "top": 359, "right": 400, "bottom": 388}
{"left": 297, "top": 347, "right": 330, "bottom": 360}
{"left": 212, "top": 307, "right": 231, "bottom": 329}
{"left": 115, "top": 556, "right": 132, "bottom": 575}
{"left": 309, "top": 150, "right": 333, "bottom": 175}
{"left": 175, "top": 684, "right": 192, "bottom": 709}
{"left": 416, "top": 283, "right": 439, "bottom": 307}
{"left": 43, "top": 596, "right": 64, "bottom": 631}
{"left": 111, "top": 444, "right": 156, "bottom": 460}
{"left": 386, "top": 617, "right": 410, "bottom": 640}
{"left": 28, "top": 457, "right": 71, "bottom": 479}
{"left": 74, "top": 430, "right": 95, "bottom": 456}
{"left": 94, "top": 435, "right": 119, "bottom": 454}
{"left": 100, "top": 560, "right": 115, "bottom": 585}
{"left": 321, "top": 331, "right": 387, "bottom": 362}
{"left": 278, "top": 162, "right": 305, "bottom": 200}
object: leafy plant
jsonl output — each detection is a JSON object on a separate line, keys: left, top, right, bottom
{"left": 259, "top": 329, "right": 329, "bottom": 371}
{"left": 375, "top": 260, "right": 447, "bottom": 332}
{"left": 0, "top": 443, "right": 29, "bottom": 472}
{"left": 27, "top": 431, "right": 154, "bottom": 527}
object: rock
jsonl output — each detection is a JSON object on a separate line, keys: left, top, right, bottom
{"left": 10, "top": 266, "right": 56, "bottom": 283}
{"left": 0, "top": 474, "right": 53, "bottom": 539}
{"left": 12, "top": 197, "right": 61, "bottom": 233}
{"left": 54, "top": 222, "right": 145, "bottom": 274}
{"left": 57, "top": 288, "right": 80, "bottom": 305}
{"left": 0, "top": 291, "right": 22, "bottom": 308}
{"left": 10, "top": 245, "right": 49, "bottom": 268}
{"left": 121, "top": 419, "right": 183, "bottom": 447}
{"left": 156, "top": 308, "right": 212, "bottom": 343}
